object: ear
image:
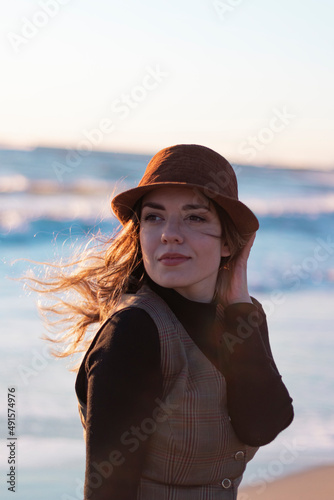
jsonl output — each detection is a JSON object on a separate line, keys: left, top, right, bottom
{"left": 221, "top": 240, "right": 231, "bottom": 257}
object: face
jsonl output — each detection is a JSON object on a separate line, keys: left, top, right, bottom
{"left": 139, "top": 186, "right": 230, "bottom": 302}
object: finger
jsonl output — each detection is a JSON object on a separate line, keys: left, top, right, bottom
{"left": 247, "top": 232, "right": 256, "bottom": 247}
{"left": 241, "top": 232, "right": 256, "bottom": 257}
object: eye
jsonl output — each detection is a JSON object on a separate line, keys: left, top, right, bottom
{"left": 187, "top": 215, "right": 206, "bottom": 222}
{"left": 142, "top": 213, "right": 163, "bottom": 222}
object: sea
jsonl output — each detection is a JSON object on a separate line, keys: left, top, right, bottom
{"left": 0, "top": 147, "right": 333, "bottom": 499}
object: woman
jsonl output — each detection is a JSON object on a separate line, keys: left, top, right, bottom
{"left": 33, "top": 144, "right": 294, "bottom": 499}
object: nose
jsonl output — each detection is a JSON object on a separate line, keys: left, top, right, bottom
{"left": 161, "top": 217, "right": 184, "bottom": 244}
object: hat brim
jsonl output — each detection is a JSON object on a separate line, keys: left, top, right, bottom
{"left": 111, "top": 182, "right": 259, "bottom": 237}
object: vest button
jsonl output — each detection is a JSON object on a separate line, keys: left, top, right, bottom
{"left": 221, "top": 478, "right": 232, "bottom": 489}
{"left": 234, "top": 451, "right": 245, "bottom": 460}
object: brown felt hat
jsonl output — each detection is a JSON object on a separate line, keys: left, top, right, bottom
{"left": 111, "top": 144, "right": 259, "bottom": 237}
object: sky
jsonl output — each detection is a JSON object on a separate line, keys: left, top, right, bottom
{"left": 0, "top": 0, "right": 333, "bottom": 169}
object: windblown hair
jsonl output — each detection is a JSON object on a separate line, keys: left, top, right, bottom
{"left": 24, "top": 209, "right": 144, "bottom": 369}
{"left": 23, "top": 199, "right": 247, "bottom": 370}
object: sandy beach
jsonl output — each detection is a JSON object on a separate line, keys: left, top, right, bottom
{"left": 238, "top": 464, "right": 334, "bottom": 500}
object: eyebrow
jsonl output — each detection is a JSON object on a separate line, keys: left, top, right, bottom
{"left": 141, "top": 202, "right": 211, "bottom": 211}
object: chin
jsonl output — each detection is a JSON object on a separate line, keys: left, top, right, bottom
{"left": 151, "top": 275, "right": 187, "bottom": 289}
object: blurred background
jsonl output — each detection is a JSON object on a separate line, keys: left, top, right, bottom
{"left": 0, "top": 1, "right": 333, "bottom": 498}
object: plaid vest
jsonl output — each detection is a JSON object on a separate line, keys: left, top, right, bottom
{"left": 112, "top": 285, "right": 259, "bottom": 500}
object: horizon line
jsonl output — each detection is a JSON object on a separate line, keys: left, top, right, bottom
{"left": 0, "top": 142, "right": 333, "bottom": 173}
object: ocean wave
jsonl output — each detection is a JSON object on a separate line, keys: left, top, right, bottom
{"left": 1, "top": 165, "right": 334, "bottom": 237}
{"left": 0, "top": 174, "right": 118, "bottom": 195}
{"left": 0, "top": 192, "right": 115, "bottom": 234}
{"left": 248, "top": 194, "right": 334, "bottom": 216}
{"left": 0, "top": 174, "right": 31, "bottom": 193}
{"left": 1, "top": 193, "right": 334, "bottom": 235}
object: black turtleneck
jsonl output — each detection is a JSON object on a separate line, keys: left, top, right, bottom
{"left": 75, "top": 281, "right": 293, "bottom": 500}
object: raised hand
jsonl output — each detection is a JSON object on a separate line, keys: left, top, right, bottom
{"left": 219, "top": 232, "right": 256, "bottom": 306}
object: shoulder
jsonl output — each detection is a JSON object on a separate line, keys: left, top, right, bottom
{"left": 250, "top": 296, "right": 266, "bottom": 315}
{"left": 88, "top": 306, "right": 159, "bottom": 358}
{"left": 77, "top": 307, "right": 161, "bottom": 388}
{"left": 223, "top": 296, "right": 266, "bottom": 322}
{"left": 75, "top": 306, "right": 162, "bottom": 405}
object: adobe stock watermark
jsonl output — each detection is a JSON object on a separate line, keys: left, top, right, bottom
{"left": 17, "top": 344, "right": 53, "bottom": 385}
{"left": 238, "top": 107, "right": 296, "bottom": 161}
{"left": 61, "top": 396, "right": 179, "bottom": 500}
{"left": 52, "top": 64, "right": 169, "bottom": 183}
{"left": 221, "top": 305, "right": 265, "bottom": 354}
{"left": 7, "top": 0, "right": 71, "bottom": 53}
{"left": 189, "top": 163, "right": 243, "bottom": 210}
{"left": 262, "top": 234, "right": 334, "bottom": 318}
{"left": 213, "top": 0, "right": 246, "bottom": 21}
{"left": 282, "top": 235, "right": 334, "bottom": 290}
{"left": 238, "top": 438, "right": 307, "bottom": 499}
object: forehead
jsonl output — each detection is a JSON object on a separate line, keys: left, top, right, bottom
{"left": 141, "top": 185, "right": 211, "bottom": 207}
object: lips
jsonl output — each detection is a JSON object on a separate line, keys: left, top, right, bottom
{"left": 158, "top": 253, "right": 191, "bottom": 266}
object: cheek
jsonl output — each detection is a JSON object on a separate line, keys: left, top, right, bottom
{"left": 195, "top": 233, "right": 221, "bottom": 255}
{"left": 139, "top": 230, "right": 146, "bottom": 256}
{"left": 139, "top": 230, "right": 154, "bottom": 261}
{"left": 202, "top": 240, "right": 224, "bottom": 268}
